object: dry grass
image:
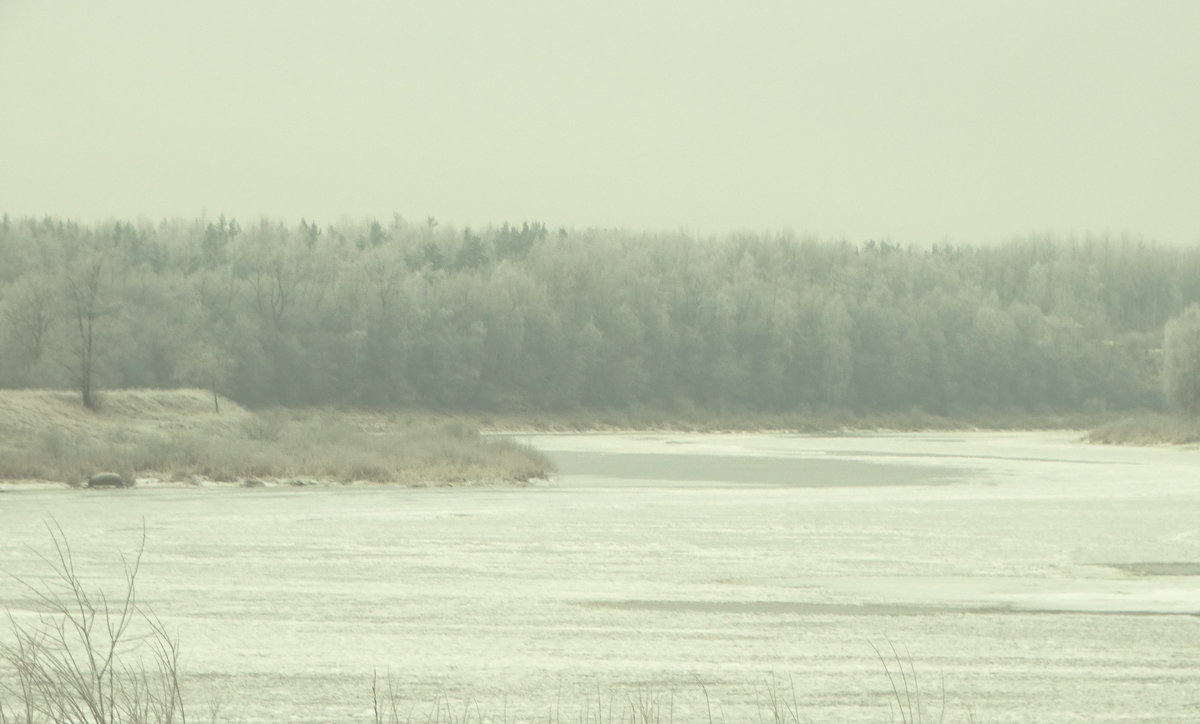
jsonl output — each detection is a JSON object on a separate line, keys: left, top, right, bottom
{"left": 1085, "top": 412, "right": 1200, "bottom": 445}
{"left": 0, "top": 389, "right": 553, "bottom": 487}
{"left": 1084, "top": 413, "right": 1200, "bottom": 446}
{"left": 368, "top": 667, "right": 950, "bottom": 724}
{"left": 476, "top": 406, "right": 1109, "bottom": 435}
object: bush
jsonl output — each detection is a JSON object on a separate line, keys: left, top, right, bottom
{"left": 0, "top": 524, "right": 186, "bottom": 724}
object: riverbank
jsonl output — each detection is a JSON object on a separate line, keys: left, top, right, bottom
{"left": 0, "top": 389, "right": 553, "bottom": 489}
{"left": 1085, "top": 412, "right": 1200, "bottom": 445}
{"left": 4, "top": 388, "right": 1181, "bottom": 490}
{"left": 476, "top": 406, "right": 1113, "bottom": 434}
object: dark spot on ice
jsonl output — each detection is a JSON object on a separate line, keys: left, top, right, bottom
{"left": 580, "top": 600, "right": 1200, "bottom": 618}
{"left": 1106, "top": 562, "right": 1200, "bottom": 577}
{"left": 582, "top": 599, "right": 985, "bottom": 616}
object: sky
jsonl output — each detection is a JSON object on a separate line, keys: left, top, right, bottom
{"left": 2, "top": 1, "right": 1198, "bottom": 245}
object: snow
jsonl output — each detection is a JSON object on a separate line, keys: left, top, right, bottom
{"left": 2, "top": 432, "right": 1198, "bottom": 722}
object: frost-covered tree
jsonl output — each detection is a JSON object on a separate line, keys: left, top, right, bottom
{"left": 1162, "top": 304, "right": 1200, "bottom": 414}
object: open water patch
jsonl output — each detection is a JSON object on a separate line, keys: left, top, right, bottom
{"left": 546, "top": 451, "right": 967, "bottom": 487}
{"left": 582, "top": 599, "right": 988, "bottom": 615}
{"left": 833, "top": 448, "right": 1128, "bottom": 466}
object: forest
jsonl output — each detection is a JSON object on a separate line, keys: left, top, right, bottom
{"left": 1, "top": 214, "right": 1197, "bottom": 418}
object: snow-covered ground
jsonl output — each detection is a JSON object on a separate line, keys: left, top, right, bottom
{"left": 2, "top": 432, "right": 1198, "bottom": 721}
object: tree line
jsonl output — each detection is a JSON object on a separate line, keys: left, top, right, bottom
{"left": 1, "top": 214, "right": 1197, "bottom": 416}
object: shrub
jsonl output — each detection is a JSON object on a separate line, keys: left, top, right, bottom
{"left": 0, "top": 524, "right": 186, "bottom": 724}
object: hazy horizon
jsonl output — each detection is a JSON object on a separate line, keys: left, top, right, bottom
{"left": 2, "top": 1, "right": 1198, "bottom": 245}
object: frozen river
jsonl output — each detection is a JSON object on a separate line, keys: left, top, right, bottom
{"left": 2, "top": 432, "right": 1199, "bottom": 721}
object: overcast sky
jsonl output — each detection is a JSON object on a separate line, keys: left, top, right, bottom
{"left": 2, "top": 1, "right": 1198, "bottom": 244}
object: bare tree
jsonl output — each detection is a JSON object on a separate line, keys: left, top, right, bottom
{"left": 63, "top": 249, "right": 108, "bottom": 410}
{"left": 175, "top": 338, "right": 232, "bottom": 413}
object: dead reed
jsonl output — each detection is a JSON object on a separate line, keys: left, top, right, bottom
{"left": 0, "top": 390, "right": 554, "bottom": 486}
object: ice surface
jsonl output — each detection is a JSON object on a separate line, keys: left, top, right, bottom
{"left": 1, "top": 432, "right": 1198, "bottom": 722}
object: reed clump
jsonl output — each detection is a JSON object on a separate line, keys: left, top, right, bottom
{"left": 0, "top": 389, "right": 553, "bottom": 487}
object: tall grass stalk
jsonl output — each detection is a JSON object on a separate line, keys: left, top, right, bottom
{"left": 871, "top": 638, "right": 945, "bottom": 724}
{"left": 757, "top": 673, "right": 802, "bottom": 723}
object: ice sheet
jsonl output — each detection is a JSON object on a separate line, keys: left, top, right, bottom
{"left": 2, "top": 432, "right": 1198, "bottom": 722}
